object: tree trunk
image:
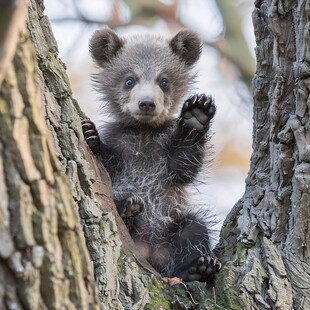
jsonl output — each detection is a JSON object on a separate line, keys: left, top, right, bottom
{"left": 216, "top": 0, "right": 310, "bottom": 309}
{"left": 0, "top": 1, "right": 100, "bottom": 309}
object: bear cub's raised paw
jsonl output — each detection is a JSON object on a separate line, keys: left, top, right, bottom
{"left": 187, "top": 255, "right": 221, "bottom": 282}
{"left": 82, "top": 119, "right": 100, "bottom": 154}
{"left": 179, "top": 94, "right": 216, "bottom": 132}
{"left": 119, "top": 196, "right": 144, "bottom": 219}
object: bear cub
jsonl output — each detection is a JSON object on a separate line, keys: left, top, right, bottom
{"left": 82, "top": 28, "right": 221, "bottom": 282}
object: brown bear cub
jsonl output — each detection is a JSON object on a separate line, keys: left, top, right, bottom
{"left": 82, "top": 28, "right": 221, "bottom": 282}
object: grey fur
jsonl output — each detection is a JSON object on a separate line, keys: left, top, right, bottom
{"left": 85, "top": 29, "right": 221, "bottom": 282}
{"left": 90, "top": 28, "right": 124, "bottom": 66}
{"left": 90, "top": 30, "right": 197, "bottom": 126}
{"left": 169, "top": 29, "right": 202, "bottom": 66}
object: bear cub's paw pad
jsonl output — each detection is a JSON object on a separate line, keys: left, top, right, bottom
{"left": 188, "top": 255, "right": 221, "bottom": 281}
{"left": 180, "top": 94, "right": 216, "bottom": 131}
{"left": 82, "top": 119, "right": 100, "bottom": 153}
{"left": 121, "top": 196, "right": 144, "bottom": 219}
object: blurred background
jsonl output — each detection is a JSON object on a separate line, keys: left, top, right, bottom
{"left": 44, "top": 0, "right": 255, "bottom": 235}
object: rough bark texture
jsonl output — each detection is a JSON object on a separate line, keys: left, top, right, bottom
{"left": 0, "top": 8, "right": 100, "bottom": 310}
{"left": 216, "top": 0, "right": 310, "bottom": 309}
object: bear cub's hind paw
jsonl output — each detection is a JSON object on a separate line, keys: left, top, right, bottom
{"left": 187, "top": 255, "right": 221, "bottom": 282}
{"left": 82, "top": 119, "right": 100, "bottom": 154}
{"left": 179, "top": 94, "right": 216, "bottom": 132}
{"left": 120, "top": 196, "right": 144, "bottom": 219}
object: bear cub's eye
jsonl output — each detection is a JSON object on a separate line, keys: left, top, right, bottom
{"left": 160, "top": 78, "right": 169, "bottom": 90}
{"left": 125, "top": 77, "right": 135, "bottom": 88}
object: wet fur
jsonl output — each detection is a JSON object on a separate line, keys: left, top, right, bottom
{"left": 87, "top": 28, "right": 220, "bottom": 281}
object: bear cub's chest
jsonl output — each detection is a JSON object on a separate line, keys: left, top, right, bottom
{"left": 110, "top": 129, "right": 170, "bottom": 165}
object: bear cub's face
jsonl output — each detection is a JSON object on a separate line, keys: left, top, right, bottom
{"left": 90, "top": 29, "right": 202, "bottom": 126}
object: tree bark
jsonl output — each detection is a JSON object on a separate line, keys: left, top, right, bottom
{"left": 0, "top": 2, "right": 100, "bottom": 309}
{"left": 216, "top": 0, "right": 310, "bottom": 309}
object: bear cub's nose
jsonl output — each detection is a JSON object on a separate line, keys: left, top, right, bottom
{"left": 139, "top": 97, "right": 156, "bottom": 112}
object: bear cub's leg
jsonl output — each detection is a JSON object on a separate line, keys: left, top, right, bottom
{"left": 170, "top": 216, "right": 221, "bottom": 282}
{"left": 179, "top": 94, "right": 216, "bottom": 132}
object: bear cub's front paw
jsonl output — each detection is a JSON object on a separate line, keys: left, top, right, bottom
{"left": 179, "top": 94, "right": 216, "bottom": 131}
{"left": 82, "top": 119, "right": 100, "bottom": 154}
{"left": 119, "top": 196, "right": 144, "bottom": 219}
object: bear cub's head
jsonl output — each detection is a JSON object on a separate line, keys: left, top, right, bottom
{"left": 90, "top": 28, "right": 202, "bottom": 126}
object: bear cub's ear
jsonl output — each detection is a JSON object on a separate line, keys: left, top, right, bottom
{"left": 169, "top": 30, "right": 202, "bottom": 66}
{"left": 89, "top": 28, "right": 124, "bottom": 67}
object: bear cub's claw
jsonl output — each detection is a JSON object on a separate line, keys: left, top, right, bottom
{"left": 120, "top": 196, "right": 144, "bottom": 219}
{"left": 179, "top": 94, "right": 216, "bottom": 132}
{"left": 82, "top": 119, "right": 100, "bottom": 154}
{"left": 187, "top": 255, "right": 221, "bottom": 282}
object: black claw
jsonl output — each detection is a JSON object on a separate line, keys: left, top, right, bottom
{"left": 198, "top": 94, "right": 205, "bottom": 102}
{"left": 86, "top": 135, "right": 99, "bottom": 141}
{"left": 183, "top": 101, "right": 190, "bottom": 110}
{"left": 84, "top": 129, "right": 96, "bottom": 134}
{"left": 191, "top": 95, "right": 198, "bottom": 104}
